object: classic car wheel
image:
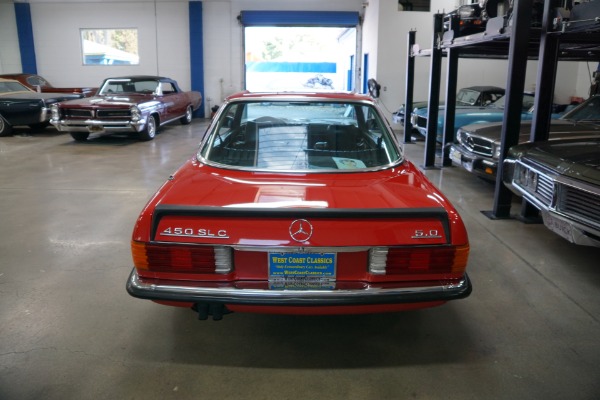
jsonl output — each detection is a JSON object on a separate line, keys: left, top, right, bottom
{"left": 180, "top": 105, "right": 193, "bottom": 125}
{"left": 70, "top": 132, "right": 90, "bottom": 141}
{"left": 0, "top": 115, "right": 13, "bottom": 137}
{"left": 139, "top": 115, "right": 157, "bottom": 141}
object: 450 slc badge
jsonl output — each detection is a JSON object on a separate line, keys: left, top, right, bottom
{"left": 160, "top": 227, "right": 229, "bottom": 239}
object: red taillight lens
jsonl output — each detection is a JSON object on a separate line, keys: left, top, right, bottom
{"left": 131, "top": 241, "right": 232, "bottom": 274}
{"left": 369, "top": 245, "right": 469, "bottom": 276}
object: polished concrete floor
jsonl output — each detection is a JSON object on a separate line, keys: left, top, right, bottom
{"left": 0, "top": 119, "right": 599, "bottom": 400}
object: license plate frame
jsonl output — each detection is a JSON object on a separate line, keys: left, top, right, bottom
{"left": 542, "top": 211, "right": 573, "bottom": 242}
{"left": 268, "top": 252, "right": 336, "bottom": 281}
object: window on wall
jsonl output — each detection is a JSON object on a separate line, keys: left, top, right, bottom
{"left": 80, "top": 28, "right": 139, "bottom": 65}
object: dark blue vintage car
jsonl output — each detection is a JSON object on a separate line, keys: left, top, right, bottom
{"left": 0, "top": 78, "right": 82, "bottom": 136}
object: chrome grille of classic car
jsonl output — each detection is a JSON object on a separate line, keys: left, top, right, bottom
{"left": 64, "top": 109, "right": 93, "bottom": 118}
{"left": 457, "top": 130, "right": 493, "bottom": 156}
{"left": 557, "top": 184, "right": 600, "bottom": 226}
{"left": 534, "top": 174, "right": 554, "bottom": 206}
{"left": 97, "top": 109, "right": 131, "bottom": 118}
{"left": 513, "top": 162, "right": 554, "bottom": 207}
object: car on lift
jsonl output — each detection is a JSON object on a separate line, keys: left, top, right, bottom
{"left": 392, "top": 85, "right": 505, "bottom": 125}
{"left": 449, "top": 95, "right": 600, "bottom": 180}
{"left": 444, "top": 2, "right": 487, "bottom": 35}
{"left": 444, "top": 0, "right": 544, "bottom": 37}
{"left": 50, "top": 75, "right": 202, "bottom": 141}
{"left": 555, "top": 0, "right": 600, "bottom": 33}
{"left": 411, "top": 92, "right": 537, "bottom": 143}
{"left": 502, "top": 137, "right": 600, "bottom": 248}
{"left": 0, "top": 78, "right": 83, "bottom": 137}
{"left": 126, "top": 91, "right": 472, "bottom": 320}
{"left": 0, "top": 73, "right": 97, "bottom": 97}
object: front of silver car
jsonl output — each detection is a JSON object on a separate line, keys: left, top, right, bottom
{"left": 450, "top": 122, "right": 505, "bottom": 179}
{"left": 450, "top": 95, "right": 600, "bottom": 179}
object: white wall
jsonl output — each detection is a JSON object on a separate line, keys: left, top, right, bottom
{"left": 202, "top": 0, "right": 237, "bottom": 112}
{"left": 575, "top": 61, "right": 598, "bottom": 100}
{"left": 27, "top": 1, "right": 191, "bottom": 90}
{"left": 0, "top": 2, "right": 22, "bottom": 74}
{"left": 361, "top": 0, "right": 379, "bottom": 94}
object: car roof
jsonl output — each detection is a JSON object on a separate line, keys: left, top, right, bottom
{"left": 225, "top": 91, "right": 374, "bottom": 102}
{"left": 103, "top": 75, "right": 170, "bottom": 81}
{"left": 0, "top": 73, "right": 36, "bottom": 78}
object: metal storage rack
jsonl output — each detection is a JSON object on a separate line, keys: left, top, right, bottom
{"left": 403, "top": 0, "right": 600, "bottom": 219}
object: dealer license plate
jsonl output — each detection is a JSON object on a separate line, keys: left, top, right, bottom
{"left": 268, "top": 252, "right": 336, "bottom": 289}
{"left": 541, "top": 211, "right": 573, "bottom": 242}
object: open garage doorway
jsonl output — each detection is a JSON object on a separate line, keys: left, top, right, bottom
{"left": 239, "top": 11, "right": 360, "bottom": 92}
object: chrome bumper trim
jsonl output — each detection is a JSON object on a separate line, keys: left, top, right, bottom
{"left": 51, "top": 118, "right": 146, "bottom": 133}
{"left": 40, "top": 107, "right": 49, "bottom": 122}
{"left": 449, "top": 145, "right": 498, "bottom": 178}
{"left": 541, "top": 210, "right": 600, "bottom": 248}
{"left": 126, "top": 269, "right": 472, "bottom": 306}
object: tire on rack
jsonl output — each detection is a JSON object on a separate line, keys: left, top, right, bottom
{"left": 138, "top": 114, "right": 157, "bottom": 141}
{"left": 0, "top": 115, "right": 13, "bottom": 137}
{"left": 70, "top": 132, "right": 90, "bottom": 141}
{"left": 180, "top": 105, "right": 193, "bottom": 125}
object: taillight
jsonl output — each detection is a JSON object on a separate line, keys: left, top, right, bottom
{"left": 131, "top": 241, "right": 232, "bottom": 274}
{"left": 369, "top": 245, "right": 469, "bottom": 275}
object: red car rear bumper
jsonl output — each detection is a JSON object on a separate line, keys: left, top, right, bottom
{"left": 126, "top": 268, "right": 471, "bottom": 309}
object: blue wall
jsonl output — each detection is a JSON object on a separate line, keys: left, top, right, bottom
{"left": 189, "top": 1, "right": 205, "bottom": 117}
{"left": 14, "top": 3, "right": 37, "bottom": 74}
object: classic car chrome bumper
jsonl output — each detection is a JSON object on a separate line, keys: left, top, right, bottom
{"left": 40, "top": 107, "right": 50, "bottom": 122}
{"left": 540, "top": 210, "right": 600, "bottom": 247}
{"left": 415, "top": 126, "right": 427, "bottom": 137}
{"left": 503, "top": 159, "right": 600, "bottom": 247}
{"left": 126, "top": 268, "right": 472, "bottom": 306}
{"left": 449, "top": 144, "right": 498, "bottom": 178}
{"left": 50, "top": 118, "right": 146, "bottom": 133}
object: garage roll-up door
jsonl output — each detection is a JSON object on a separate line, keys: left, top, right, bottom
{"left": 239, "top": 11, "right": 359, "bottom": 27}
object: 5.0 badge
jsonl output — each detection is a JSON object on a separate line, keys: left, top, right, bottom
{"left": 411, "top": 229, "right": 442, "bottom": 239}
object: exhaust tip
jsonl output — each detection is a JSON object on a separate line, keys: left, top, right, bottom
{"left": 192, "top": 303, "right": 231, "bottom": 321}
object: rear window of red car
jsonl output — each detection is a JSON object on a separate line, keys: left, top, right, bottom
{"left": 199, "top": 100, "right": 402, "bottom": 172}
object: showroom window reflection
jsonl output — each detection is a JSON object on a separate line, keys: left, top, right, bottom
{"left": 80, "top": 28, "right": 140, "bottom": 65}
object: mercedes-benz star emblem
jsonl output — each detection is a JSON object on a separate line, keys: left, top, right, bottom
{"left": 289, "top": 219, "right": 313, "bottom": 243}
{"left": 466, "top": 136, "right": 474, "bottom": 149}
